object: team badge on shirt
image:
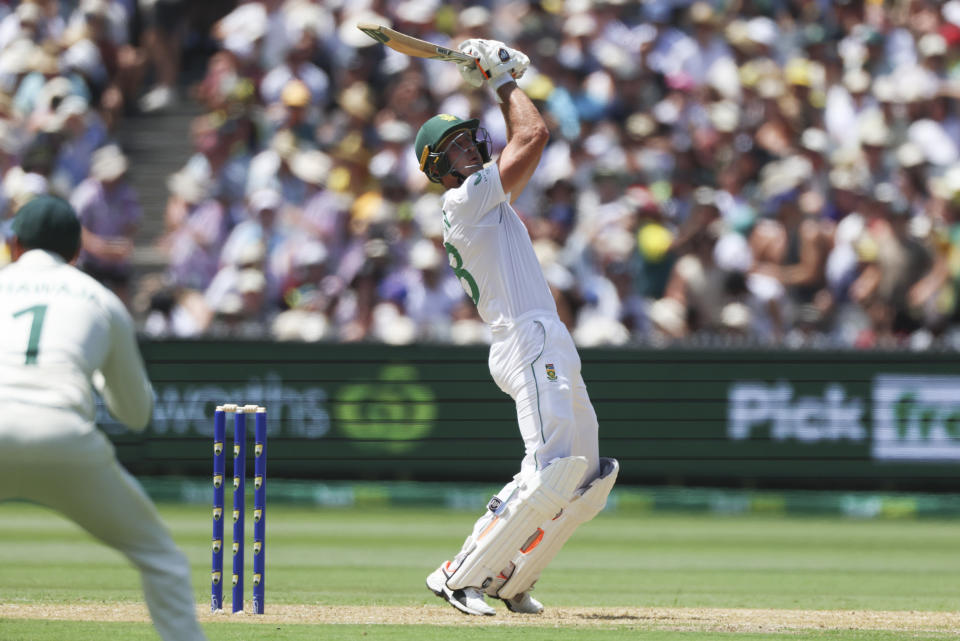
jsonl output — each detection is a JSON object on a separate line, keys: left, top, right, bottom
{"left": 545, "top": 364, "right": 557, "bottom": 381}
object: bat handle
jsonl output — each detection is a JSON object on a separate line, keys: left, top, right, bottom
{"left": 475, "top": 58, "right": 490, "bottom": 79}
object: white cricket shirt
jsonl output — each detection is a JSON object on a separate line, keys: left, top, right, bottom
{"left": 441, "top": 164, "right": 557, "bottom": 331}
{"left": 0, "top": 250, "right": 153, "bottom": 434}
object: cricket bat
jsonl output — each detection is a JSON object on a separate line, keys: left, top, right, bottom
{"left": 357, "top": 23, "right": 475, "bottom": 65}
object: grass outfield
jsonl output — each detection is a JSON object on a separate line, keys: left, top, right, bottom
{"left": 0, "top": 499, "right": 958, "bottom": 640}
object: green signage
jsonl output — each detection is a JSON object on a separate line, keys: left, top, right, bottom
{"left": 94, "top": 342, "right": 960, "bottom": 490}
{"left": 336, "top": 365, "right": 437, "bottom": 453}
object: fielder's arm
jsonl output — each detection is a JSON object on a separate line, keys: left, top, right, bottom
{"left": 496, "top": 82, "right": 549, "bottom": 203}
{"left": 98, "top": 295, "right": 154, "bottom": 430}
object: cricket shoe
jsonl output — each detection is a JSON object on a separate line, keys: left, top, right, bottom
{"left": 500, "top": 591, "right": 544, "bottom": 614}
{"left": 426, "top": 564, "right": 496, "bottom": 616}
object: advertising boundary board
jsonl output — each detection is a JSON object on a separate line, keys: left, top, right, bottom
{"left": 97, "top": 342, "right": 960, "bottom": 491}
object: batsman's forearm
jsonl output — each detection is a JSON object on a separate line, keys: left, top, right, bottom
{"left": 498, "top": 82, "right": 548, "bottom": 146}
{"left": 495, "top": 80, "right": 549, "bottom": 199}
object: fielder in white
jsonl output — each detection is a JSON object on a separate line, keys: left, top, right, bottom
{"left": 417, "top": 39, "right": 619, "bottom": 616}
{"left": 0, "top": 196, "right": 207, "bottom": 641}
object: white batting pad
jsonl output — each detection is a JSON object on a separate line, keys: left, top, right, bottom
{"left": 495, "top": 457, "right": 619, "bottom": 599}
{"left": 445, "top": 456, "right": 589, "bottom": 591}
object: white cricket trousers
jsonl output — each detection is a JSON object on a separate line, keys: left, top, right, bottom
{"left": 0, "top": 407, "right": 207, "bottom": 641}
{"left": 488, "top": 314, "right": 600, "bottom": 482}
{"left": 453, "top": 315, "right": 601, "bottom": 565}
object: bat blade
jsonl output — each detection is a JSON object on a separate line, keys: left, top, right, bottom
{"left": 357, "top": 23, "right": 474, "bottom": 65}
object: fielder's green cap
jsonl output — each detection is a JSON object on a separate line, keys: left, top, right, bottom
{"left": 12, "top": 194, "right": 82, "bottom": 261}
{"left": 414, "top": 113, "right": 479, "bottom": 171}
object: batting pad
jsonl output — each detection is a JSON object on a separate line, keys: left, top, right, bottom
{"left": 496, "top": 457, "right": 619, "bottom": 599}
{"left": 445, "top": 456, "right": 589, "bottom": 591}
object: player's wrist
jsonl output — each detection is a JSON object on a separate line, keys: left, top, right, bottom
{"left": 490, "top": 74, "right": 514, "bottom": 102}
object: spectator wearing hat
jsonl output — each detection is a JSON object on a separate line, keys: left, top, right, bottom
{"left": 850, "top": 184, "right": 933, "bottom": 338}
{"left": 5, "top": 133, "right": 57, "bottom": 214}
{"left": 717, "top": 231, "right": 785, "bottom": 343}
{"left": 259, "top": 22, "right": 329, "bottom": 108}
{"left": 178, "top": 113, "right": 253, "bottom": 217}
{"left": 61, "top": 37, "right": 108, "bottom": 107}
{"left": 0, "top": 2, "right": 61, "bottom": 51}
{"left": 23, "top": 75, "right": 72, "bottom": 132}
{"left": 51, "top": 96, "right": 109, "bottom": 194}
{"left": 857, "top": 112, "right": 896, "bottom": 189}
{"left": 401, "top": 238, "right": 464, "bottom": 341}
{"left": 826, "top": 67, "right": 877, "bottom": 148}
{"left": 369, "top": 119, "right": 417, "bottom": 187}
{"left": 69, "top": 143, "right": 140, "bottom": 306}
{"left": 204, "top": 237, "right": 263, "bottom": 316}
{"left": 918, "top": 32, "right": 949, "bottom": 78}
{"left": 207, "top": 267, "right": 270, "bottom": 338}
{"left": 683, "top": 2, "right": 734, "bottom": 88}
{"left": 193, "top": 50, "right": 247, "bottom": 112}
{"left": 219, "top": 187, "right": 288, "bottom": 306}
{"left": 797, "top": 127, "right": 833, "bottom": 201}
{"left": 278, "top": 239, "right": 331, "bottom": 313}
{"left": 294, "top": 149, "right": 350, "bottom": 262}
{"left": 0, "top": 38, "right": 35, "bottom": 96}
{"left": 164, "top": 170, "right": 226, "bottom": 293}
{"left": 751, "top": 179, "right": 833, "bottom": 322}
{"left": 659, "top": 218, "right": 725, "bottom": 338}
{"left": 894, "top": 142, "right": 931, "bottom": 217}
{"left": 263, "top": 78, "right": 318, "bottom": 146}
{"left": 783, "top": 57, "right": 825, "bottom": 131}
{"left": 12, "top": 50, "right": 68, "bottom": 123}
{"left": 247, "top": 129, "right": 308, "bottom": 205}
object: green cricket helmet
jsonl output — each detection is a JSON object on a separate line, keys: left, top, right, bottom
{"left": 414, "top": 114, "right": 491, "bottom": 184}
{"left": 12, "top": 194, "right": 81, "bottom": 261}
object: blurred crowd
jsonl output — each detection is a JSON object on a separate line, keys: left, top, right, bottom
{"left": 0, "top": 0, "right": 228, "bottom": 306}
{"left": 7, "top": 1, "right": 960, "bottom": 350}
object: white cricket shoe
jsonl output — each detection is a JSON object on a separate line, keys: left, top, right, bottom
{"left": 426, "top": 564, "right": 496, "bottom": 616}
{"left": 501, "top": 591, "right": 544, "bottom": 614}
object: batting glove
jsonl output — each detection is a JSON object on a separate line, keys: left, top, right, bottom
{"left": 459, "top": 39, "right": 530, "bottom": 91}
{"left": 459, "top": 61, "right": 485, "bottom": 88}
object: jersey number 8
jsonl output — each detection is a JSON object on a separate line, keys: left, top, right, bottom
{"left": 444, "top": 242, "right": 479, "bottom": 305}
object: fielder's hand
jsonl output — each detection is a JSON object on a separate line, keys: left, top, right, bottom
{"left": 458, "top": 39, "right": 530, "bottom": 90}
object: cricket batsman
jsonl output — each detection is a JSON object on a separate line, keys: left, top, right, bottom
{"left": 418, "top": 39, "right": 619, "bottom": 615}
{"left": 0, "top": 196, "right": 208, "bottom": 641}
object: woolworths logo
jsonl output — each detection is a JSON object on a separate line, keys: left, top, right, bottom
{"left": 95, "top": 373, "right": 331, "bottom": 438}
{"left": 335, "top": 365, "right": 437, "bottom": 453}
{"left": 873, "top": 375, "right": 960, "bottom": 461}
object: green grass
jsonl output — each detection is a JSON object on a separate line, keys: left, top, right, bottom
{"left": 1, "top": 500, "right": 958, "bottom": 640}
{"left": 0, "top": 621, "right": 957, "bottom": 641}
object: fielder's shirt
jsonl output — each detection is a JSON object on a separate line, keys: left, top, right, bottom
{"left": 441, "top": 164, "right": 556, "bottom": 331}
{"left": 0, "top": 249, "right": 153, "bottom": 437}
